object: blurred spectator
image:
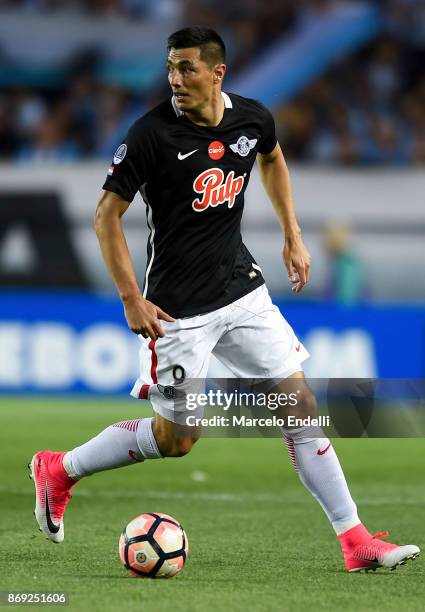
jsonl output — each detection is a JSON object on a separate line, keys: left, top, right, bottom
{"left": 324, "top": 224, "right": 365, "bottom": 306}
{"left": 68, "top": 75, "right": 98, "bottom": 155}
{"left": 17, "top": 103, "right": 80, "bottom": 162}
{"left": 386, "top": 0, "right": 425, "bottom": 48}
{"left": 367, "top": 38, "right": 403, "bottom": 109}
{"left": 276, "top": 101, "right": 315, "bottom": 159}
{"left": 0, "top": 95, "right": 20, "bottom": 158}
{"left": 298, "top": 0, "right": 339, "bottom": 27}
{"left": 14, "top": 89, "right": 47, "bottom": 142}
{"left": 93, "top": 85, "right": 140, "bottom": 158}
{"left": 359, "top": 114, "right": 410, "bottom": 164}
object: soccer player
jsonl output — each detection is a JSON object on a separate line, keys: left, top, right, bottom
{"left": 30, "top": 27, "right": 419, "bottom": 572}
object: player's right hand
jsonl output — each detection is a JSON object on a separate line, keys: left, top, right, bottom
{"left": 122, "top": 295, "right": 175, "bottom": 340}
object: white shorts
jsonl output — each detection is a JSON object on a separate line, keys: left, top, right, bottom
{"left": 130, "top": 285, "right": 309, "bottom": 423}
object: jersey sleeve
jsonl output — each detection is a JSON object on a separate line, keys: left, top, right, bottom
{"left": 102, "top": 118, "right": 157, "bottom": 203}
{"left": 257, "top": 105, "right": 278, "bottom": 155}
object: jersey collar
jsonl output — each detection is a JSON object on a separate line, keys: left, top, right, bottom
{"left": 171, "top": 91, "right": 233, "bottom": 118}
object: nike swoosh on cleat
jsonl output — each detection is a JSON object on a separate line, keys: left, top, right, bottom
{"left": 317, "top": 443, "right": 331, "bottom": 455}
{"left": 178, "top": 149, "right": 198, "bottom": 160}
{"left": 128, "top": 450, "right": 143, "bottom": 462}
{"left": 45, "top": 489, "right": 60, "bottom": 533}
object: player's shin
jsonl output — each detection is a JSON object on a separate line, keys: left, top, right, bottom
{"left": 63, "top": 417, "right": 161, "bottom": 478}
{"left": 282, "top": 427, "right": 360, "bottom": 535}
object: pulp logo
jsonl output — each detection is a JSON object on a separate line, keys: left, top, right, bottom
{"left": 192, "top": 168, "right": 245, "bottom": 212}
{"left": 208, "top": 141, "right": 225, "bottom": 160}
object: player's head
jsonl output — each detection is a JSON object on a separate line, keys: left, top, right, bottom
{"left": 167, "top": 26, "right": 226, "bottom": 113}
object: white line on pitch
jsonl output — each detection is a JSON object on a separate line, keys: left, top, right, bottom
{"left": 1, "top": 485, "right": 424, "bottom": 506}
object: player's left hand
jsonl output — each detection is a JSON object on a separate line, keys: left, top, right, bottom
{"left": 283, "top": 235, "right": 311, "bottom": 293}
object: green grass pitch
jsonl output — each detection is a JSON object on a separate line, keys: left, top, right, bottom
{"left": 1, "top": 397, "right": 424, "bottom": 612}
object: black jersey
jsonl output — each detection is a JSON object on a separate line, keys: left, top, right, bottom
{"left": 102, "top": 92, "right": 277, "bottom": 318}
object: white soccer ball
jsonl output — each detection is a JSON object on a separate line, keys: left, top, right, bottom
{"left": 119, "top": 512, "right": 189, "bottom": 578}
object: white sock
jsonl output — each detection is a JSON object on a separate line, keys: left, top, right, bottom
{"left": 283, "top": 427, "right": 360, "bottom": 535}
{"left": 135, "top": 417, "right": 162, "bottom": 459}
{"left": 63, "top": 418, "right": 162, "bottom": 478}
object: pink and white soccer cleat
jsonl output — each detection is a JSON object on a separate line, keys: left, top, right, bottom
{"left": 339, "top": 523, "right": 420, "bottom": 572}
{"left": 29, "top": 451, "right": 77, "bottom": 543}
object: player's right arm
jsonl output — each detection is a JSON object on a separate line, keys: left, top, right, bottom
{"left": 94, "top": 190, "right": 174, "bottom": 340}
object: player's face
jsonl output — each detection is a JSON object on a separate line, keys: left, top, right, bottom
{"left": 167, "top": 47, "right": 222, "bottom": 113}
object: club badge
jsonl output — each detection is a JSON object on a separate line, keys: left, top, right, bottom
{"left": 230, "top": 136, "right": 257, "bottom": 157}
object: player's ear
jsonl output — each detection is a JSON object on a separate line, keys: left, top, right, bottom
{"left": 213, "top": 64, "right": 226, "bottom": 84}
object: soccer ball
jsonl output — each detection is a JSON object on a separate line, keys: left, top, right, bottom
{"left": 119, "top": 512, "right": 189, "bottom": 578}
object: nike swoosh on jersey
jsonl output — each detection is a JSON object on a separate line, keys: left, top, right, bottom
{"left": 45, "top": 489, "right": 60, "bottom": 533}
{"left": 178, "top": 149, "right": 198, "bottom": 160}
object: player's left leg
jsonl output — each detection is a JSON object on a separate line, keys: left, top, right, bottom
{"left": 213, "top": 285, "right": 420, "bottom": 571}
{"left": 276, "top": 372, "right": 420, "bottom": 572}
{"left": 273, "top": 371, "right": 361, "bottom": 537}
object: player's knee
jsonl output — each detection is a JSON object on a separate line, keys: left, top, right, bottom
{"left": 152, "top": 413, "right": 202, "bottom": 457}
{"left": 294, "top": 388, "right": 317, "bottom": 419}
{"left": 157, "top": 434, "right": 199, "bottom": 458}
{"left": 173, "top": 436, "right": 199, "bottom": 457}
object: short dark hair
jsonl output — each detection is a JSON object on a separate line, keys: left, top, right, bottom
{"left": 167, "top": 27, "right": 226, "bottom": 67}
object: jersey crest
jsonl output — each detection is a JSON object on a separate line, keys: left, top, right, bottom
{"left": 192, "top": 168, "right": 245, "bottom": 212}
{"left": 230, "top": 136, "right": 258, "bottom": 157}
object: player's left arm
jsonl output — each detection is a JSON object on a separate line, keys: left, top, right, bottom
{"left": 257, "top": 142, "right": 311, "bottom": 293}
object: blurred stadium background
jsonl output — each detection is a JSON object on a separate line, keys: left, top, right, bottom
{"left": 1, "top": 0, "right": 424, "bottom": 396}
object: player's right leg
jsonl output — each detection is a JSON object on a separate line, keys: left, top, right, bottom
{"left": 29, "top": 413, "right": 200, "bottom": 543}
{"left": 152, "top": 413, "right": 201, "bottom": 457}
{"left": 29, "top": 416, "right": 159, "bottom": 543}
{"left": 30, "top": 310, "right": 219, "bottom": 543}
